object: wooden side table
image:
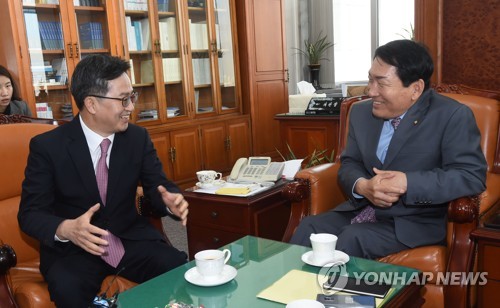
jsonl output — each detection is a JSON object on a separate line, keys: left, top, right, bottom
{"left": 184, "top": 180, "right": 291, "bottom": 259}
{"left": 470, "top": 218, "right": 500, "bottom": 307}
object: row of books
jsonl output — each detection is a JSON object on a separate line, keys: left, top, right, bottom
{"left": 138, "top": 109, "right": 158, "bottom": 120}
{"left": 158, "top": 17, "right": 178, "bottom": 50}
{"left": 125, "top": 17, "right": 150, "bottom": 51}
{"left": 124, "top": 0, "right": 148, "bottom": 11}
{"left": 191, "top": 58, "right": 211, "bottom": 86}
{"left": 138, "top": 107, "right": 181, "bottom": 120}
{"left": 157, "top": 0, "right": 170, "bottom": 12}
{"left": 189, "top": 21, "right": 208, "bottom": 50}
{"left": 35, "top": 103, "right": 54, "bottom": 119}
{"left": 31, "top": 58, "right": 68, "bottom": 86}
{"left": 23, "top": 0, "right": 58, "bottom": 4}
{"left": 126, "top": 0, "right": 172, "bottom": 11}
{"left": 73, "top": 0, "right": 101, "bottom": 6}
{"left": 79, "top": 22, "right": 104, "bottom": 49}
{"left": 139, "top": 59, "right": 181, "bottom": 84}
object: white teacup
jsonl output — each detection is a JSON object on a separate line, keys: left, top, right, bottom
{"left": 195, "top": 249, "right": 231, "bottom": 280}
{"left": 310, "top": 233, "right": 337, "bottom": 264}
{"left": 196, "top": 170, "right": 223, "bottom": 184}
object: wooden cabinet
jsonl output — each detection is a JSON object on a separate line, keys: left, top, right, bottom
{"left": 471, "top": 226, "right": 500, "bottom": 307}
{"left": 200, "top": 117, "right": 252, "bottom": 172}
{"left": 235, "top": 0, "right": 289, "bottom": 158}
{"left": 149, "top": 115, "right": 250, "bottom": 186}
{"left": 0, "top": 0, "right": 121, "bottom": 119}
{"left": 275, "top": 114, "right": 340, "bottom": 160}
{"left": 184, "top": 179, "right": 292, "bottom": 259}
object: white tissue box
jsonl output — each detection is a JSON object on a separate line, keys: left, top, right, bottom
{"left": 288, "top": 94, "right": 326, "bottom": 113}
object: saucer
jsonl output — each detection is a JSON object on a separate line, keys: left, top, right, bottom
{"left": 301, "top": 250, "right": 350, "bottom": 267}
{"left": 184, "top": 265, "right": 237, "bottom": 287}
{"left": 196, "top": 180, "right": 226, "bottom": 190}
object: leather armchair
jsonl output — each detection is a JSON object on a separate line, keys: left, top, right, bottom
{"left": 0, "top": 121, "right": 168, "bottom": 307}
{"left": 282, "top": 85, "right": 500, "bottom": 308}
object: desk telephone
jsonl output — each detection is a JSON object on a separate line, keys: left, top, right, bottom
{"left": 229, "top": 157, "right": 285, "bottom": 182}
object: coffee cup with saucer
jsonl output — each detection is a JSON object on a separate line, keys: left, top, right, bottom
{"left": 185, "top": 249, "right": 237, "bottom": 287}
{"left": 301, "top": 233, "right": 349, "bottom": 266}
{"left": 196, "top": 179, "right": 226, "bottom": 190}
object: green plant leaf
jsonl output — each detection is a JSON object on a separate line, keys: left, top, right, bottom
{"left": 292, "top": 31, "right": 334, "bottom": 65}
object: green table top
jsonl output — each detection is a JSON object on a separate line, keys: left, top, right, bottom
{"left": 117, "top": 236, "right": 420, "bottom": 307}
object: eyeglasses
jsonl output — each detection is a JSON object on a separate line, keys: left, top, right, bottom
{"left": 89, "top": 91, "right": 139, "bottom": 107}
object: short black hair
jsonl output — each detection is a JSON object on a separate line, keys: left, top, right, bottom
{"left": 373, "top": 40, "right": 434, "bottom": 90}
{"left": 0, "top": 65, "right": 22, "bottom": 101}
{"left": 70, "top": 54, "right": 130, "bottom": 110}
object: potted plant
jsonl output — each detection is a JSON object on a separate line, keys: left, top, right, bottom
{"left": 293, "top": 32, "right": 334, "bottom": 89}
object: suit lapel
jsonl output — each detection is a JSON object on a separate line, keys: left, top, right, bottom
{"left": 383, "top": 91, "right": 432, "bottom": 167}
{"left": 66, "top": 117, "right": 100, "bottom": 202}
{"left": 365, "top": 114, "right": 384, "bottom": 168}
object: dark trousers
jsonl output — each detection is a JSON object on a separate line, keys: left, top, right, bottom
{"left": 289, "top": 210, "right": 409, "bottom": 259}
{"left": 44, "top": 239, "right": 187, "bottom": 308}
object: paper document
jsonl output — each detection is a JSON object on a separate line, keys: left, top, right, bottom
{"left": 282, "top": 159, "right": 303, "bottom": 180}
{"left": 257, "top": 269, "right": 392, "bottom": 307}
{"left": 194, "top": 182, "right": 271, "bottom": 197}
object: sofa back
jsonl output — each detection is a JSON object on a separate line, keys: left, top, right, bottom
{"left": 0, "top": 123, "right": 56, "bottom": 263}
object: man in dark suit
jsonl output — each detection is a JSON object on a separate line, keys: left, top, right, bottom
{"left": 290, "top": 40, "right": 487, "bottom": 259}
{"left": 18, "top": 54, "right": 189, "bottom": 307}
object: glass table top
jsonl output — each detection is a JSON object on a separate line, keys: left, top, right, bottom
{"left": 117, "top": 236, "right": 420, "bottom": 307}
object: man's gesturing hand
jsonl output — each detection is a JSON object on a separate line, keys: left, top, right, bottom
{"left": 55, "top": 203, "right": 109, "bottom": 256}
{"left": 158, "top": 185, "right": 189, "bottom": 226}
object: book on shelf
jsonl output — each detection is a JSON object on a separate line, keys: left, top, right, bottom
{"left": 157, "top": 0, "right": 170, "bottom": 12}
{"left": 128, "top": 59, "right": 136, "bottom": 84}
{"left": 140, "top": 60, "right": 154, "bottom": 83}
{"left": 132, "top": 21, "right": 143, "bottom": 51}
{"left": 125, "top": 16, "right": 137, "bottom": 51}
{"left": 162, "top": 58, "right": 181, "bottom": 82}
{"left": 139, "top": 18, "right": 151, "bottom": 50}
{"left": 79, "top": 22, "right": 103, "bottom": 49}
{"left": 138, "top": 109, "right": 158, "bottom": 120}
{"left": 159, "top": 18, "right": 178, "bottom": 51}
{"left": 23, "top": 8, "right": 43, "bottom": 50}
{"left": 51, "top": 58, "right": 68, "bottom": 85}
{"left": 166, "top": 106, "right": 180, "bottom": 118}
{"left": 35, "top": 103, "right": 53, "bottom": 119}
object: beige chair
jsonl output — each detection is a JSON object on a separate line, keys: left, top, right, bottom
{"left": 282, "top": 85, "right": 500, "bottom": 307}
{"left": 0, "top": 121, "right": 168, "bottom": 307}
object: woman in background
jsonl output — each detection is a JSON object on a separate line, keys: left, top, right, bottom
{"left": 0, "top": 65, "right": 32, "bottom": 116}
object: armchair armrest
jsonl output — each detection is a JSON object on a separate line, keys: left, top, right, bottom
{"left": 281, "top": 163, "right": 347, "bottom": 242}
{"left": 0, "top": 244, "right": 17, "bottom": 308}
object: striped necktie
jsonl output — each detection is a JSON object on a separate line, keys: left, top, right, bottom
{"left": 96, "top": 139, "right": 125, "bottom": 268}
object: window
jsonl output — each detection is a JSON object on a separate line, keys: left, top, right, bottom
{"left": 333, "top": 0, "right": 414, "bottom": 84}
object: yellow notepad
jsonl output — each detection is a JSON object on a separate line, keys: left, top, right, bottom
{"left": 215, "top": 187, "right": 251, "bottom": 195}
{"left": 257, "top": 269, "right": 393, "bottom": 307}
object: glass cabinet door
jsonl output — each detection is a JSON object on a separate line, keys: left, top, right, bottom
{"left": 213, "top": 0, "right": 237, "bottom": 111}
{"left": 122, "top": 0, "right": 159, "bottom": 123}
{"left": 157, "top": 0, "right": 187, "bottom": 119}
{"left": 185, "top": 0, "right": 215, "bottom": 115}
{"left": 73, "top": 0, "right": 113, "bottom": 58}
{"left": 22, "top": 0, "right": 73, "bottom": 120}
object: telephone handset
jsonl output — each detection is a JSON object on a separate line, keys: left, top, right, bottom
{"left": 229, "top": 157, "right": 285, "bottom": 183}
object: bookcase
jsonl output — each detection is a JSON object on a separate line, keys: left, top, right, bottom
{"left": 1, "top": 0, "right": 119, "bottom": 120}
{"left": 0, "top": 0, "right": 249, "bottom": 186}
{"left": 119, "top": 0, "right": 241, "bottom": 124}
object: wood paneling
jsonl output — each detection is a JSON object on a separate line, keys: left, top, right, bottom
{"left": 441, "top": 0, "right": 500, "bottom": 90}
